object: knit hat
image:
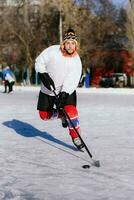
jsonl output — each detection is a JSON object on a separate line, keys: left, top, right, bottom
{"left": 60, "top": 28, "right": 79, "bottom": 54}
{"left": 63, "top": 28, "right": 78, "bottom": 43}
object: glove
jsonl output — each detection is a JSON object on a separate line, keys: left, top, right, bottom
{"left": 57, "top": 92, "right": 69, "bottom": 109}
{"left": 38, "top": 72, "right": 55, "bottom": 91}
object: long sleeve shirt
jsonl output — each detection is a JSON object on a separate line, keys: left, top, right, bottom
{"left": 35, "top": 45, "right": 82, "bottom": 95}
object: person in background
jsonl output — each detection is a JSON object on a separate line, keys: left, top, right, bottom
{"left": 22, "top": 69, "right": 27, "bottom": 86}
{"left": 2, "top": 66, "right": 15, "bottom": 93}
{"left": 79, "top": 68, "right": 86, "bottom": 87}
{"left": 35, "top": 28, "right": 84, "bottom": 150}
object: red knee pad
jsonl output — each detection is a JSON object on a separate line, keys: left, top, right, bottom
{"left": 64, "top": 105, "right": 78, "bottom": 118}
{"left": 39, "top": 111, "right": 52, "bottom": 120}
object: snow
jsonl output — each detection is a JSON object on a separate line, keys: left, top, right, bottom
{"left": 0, "top": 85, "right": 134, "bottom": 200}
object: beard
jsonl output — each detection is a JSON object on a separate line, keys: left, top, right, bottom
{"left": 65, "top": 48, "right": 75, "bottom": 55}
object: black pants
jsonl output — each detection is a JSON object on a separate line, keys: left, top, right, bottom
{"left": 37, "top": 91, "right": 77, "bottom": 111}
{"left": 5, "top": 81, "right": 14, "bottom": 93}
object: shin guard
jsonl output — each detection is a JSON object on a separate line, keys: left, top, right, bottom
{"left": 64, "top": 105, "right": 80, "bottom": 139}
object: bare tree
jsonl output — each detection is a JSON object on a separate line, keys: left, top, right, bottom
{"left": 1, "top": 0, "right": 60, "bottom": 82}
{"left": 0, "top": 0, "right": 128, "bottom": 83}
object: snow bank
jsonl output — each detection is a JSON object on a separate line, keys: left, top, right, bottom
{"left": 1, "top": 85, "right": 134, "bottom": 95}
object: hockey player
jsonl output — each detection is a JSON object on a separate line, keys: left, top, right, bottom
{"left": 35, "top": 28, "right": 84, "bottom": 150}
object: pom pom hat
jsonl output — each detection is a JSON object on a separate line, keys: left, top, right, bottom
{"left": 63, "top": 28, "right": 78, "bottom": 42}
{"left": 60, "top": 28, "right": 79, "bottom": 52}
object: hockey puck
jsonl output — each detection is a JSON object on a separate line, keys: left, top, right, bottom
{"left": 82, "top": 165, "right": 90, "bottom": 169}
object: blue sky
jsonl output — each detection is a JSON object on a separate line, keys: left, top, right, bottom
{"left": 111, "top": 0, "right": 129, "bottom": 6}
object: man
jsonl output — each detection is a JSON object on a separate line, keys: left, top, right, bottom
{"left": 35, "top": 28, "right": 84, "bottom": 150}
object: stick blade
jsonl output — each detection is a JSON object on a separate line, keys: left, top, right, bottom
{"left": 93, "top": 160, "right": 100, "bottom": 167}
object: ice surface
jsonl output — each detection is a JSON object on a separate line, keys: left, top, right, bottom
{"left": 0, "top": 86, "right": 134, "bottom": 200}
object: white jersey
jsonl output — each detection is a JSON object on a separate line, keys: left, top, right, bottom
{"left": 35, "top": 45, "right": 82, "bottom": 95}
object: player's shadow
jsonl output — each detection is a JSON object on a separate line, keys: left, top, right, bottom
{"left": 3, "top": 119, "right": 76, "bottom": 151}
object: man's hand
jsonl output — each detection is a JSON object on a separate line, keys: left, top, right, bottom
{"left": 38, "top": 72, "right": 55, "bottom": 91}
{"left": 57, "top": 92, "right": 69, "bottom": 109}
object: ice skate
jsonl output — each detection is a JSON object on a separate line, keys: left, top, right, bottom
{"left": 72, "top": 137, "right": 84, "bottom": 150}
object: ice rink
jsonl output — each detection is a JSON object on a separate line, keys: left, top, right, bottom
{"left": 0, "top": 86, "right": 134, "bottom": 200}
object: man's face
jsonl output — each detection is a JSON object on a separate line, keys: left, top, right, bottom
{"left": 64, "top": 40, "right": 76, "bottom": 55}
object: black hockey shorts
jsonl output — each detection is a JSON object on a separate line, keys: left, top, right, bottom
{"left": 37, "top": 91, "right": 77, "bottom": 111}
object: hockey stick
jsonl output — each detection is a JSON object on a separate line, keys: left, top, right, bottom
{"left": 51, "top": 86, "right": 100, "bottom": 167}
